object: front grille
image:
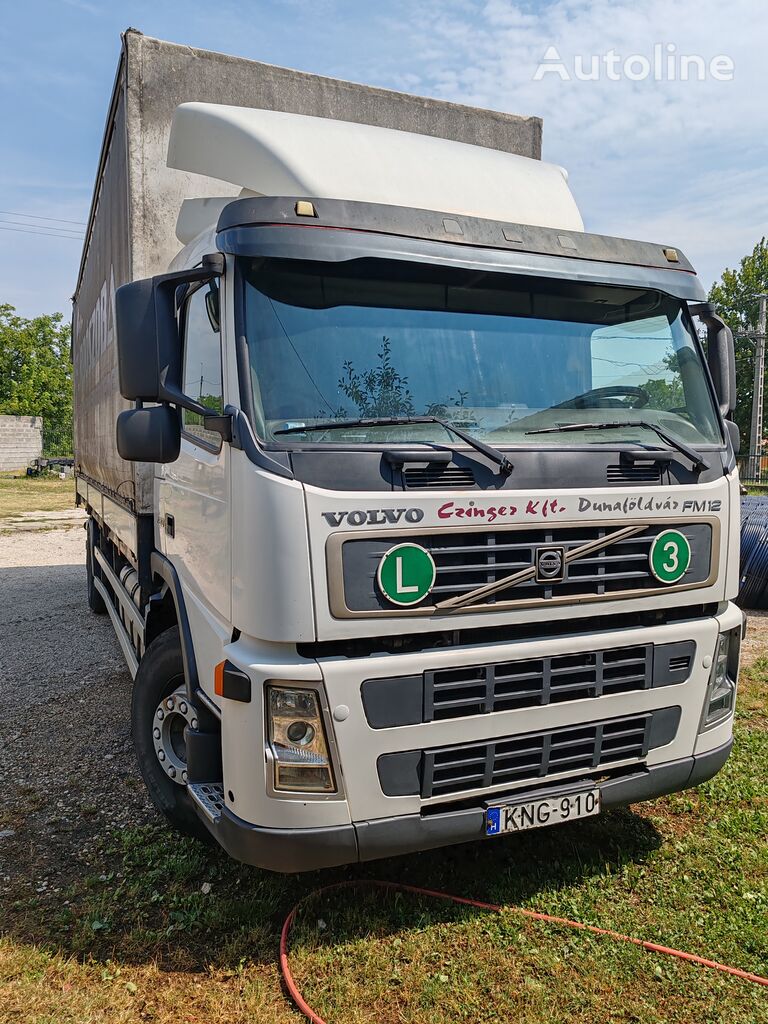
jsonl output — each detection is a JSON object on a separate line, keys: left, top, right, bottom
{"left": 377, "top": 708, "right": 680, "bottom": 797}
{"left": 404, "top": 465, "right": 475, "bottom": 489}
{"left": 361, "top": 640, "right": 694, "bottom": 729}
{"left": 378, "top": 713, "right": 656, "bottom": 799}
{"left": 364, "top": 638, "right": 696, "bottom": 729}
{"left": 340, "top": 522, "right": 713, "bottom": 613}
{"left": 427, "top": 716, "right": 649, "bottom": 797}
{"left": 426, "top": 645, "right": 652, "bottom": 720}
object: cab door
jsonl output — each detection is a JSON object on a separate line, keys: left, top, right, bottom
{"left": 157, "top": 279, "right": 231, "bottom": 622}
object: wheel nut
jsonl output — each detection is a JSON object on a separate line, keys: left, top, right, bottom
{"left": 191, "top": 718, "right": 198, "bottom": 730}
{"left": 166, "top": 698, "right": 174, "bottom": 710}
{"left": 158, "top": 750, "right": 166, "bottom": 761}
{"left": 168, "top": 766, "right": 176, "bottom": 779}
{"left": 182, "top": 770, "right": 188, "bottom": 783}
{"left": 156, "top": 709, "right": 164, "bottom": 720}
{"left": 153, "top": 727, "right": 161, "bottom": 739}
{"left": 179, "top": 702, "right": 188, "bottom": 714}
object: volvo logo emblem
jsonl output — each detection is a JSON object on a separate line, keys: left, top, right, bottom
{"left": 535, "top": 546, "right": 565, "bottom": 583}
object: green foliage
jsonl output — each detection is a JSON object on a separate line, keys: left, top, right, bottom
{"left": 183, "top": 392, "right": 224, "bottom": 428}
{"left": 183, "top": 391, "right": 225, "bottom": 447}
{"left": 337, "top": 336, "right": 415, "bottom": 418}
{"left": 0, "top": 304, "right": 73, "bottom": 456}
{"left": 337, "top": 339, "right": 473, "bottom": 422}
{"left": 709, "top": 238, "right": 768, "bottom": 443}
{"left": 425, "top": 389, "right": 469, "bottom": 418}
{"left": 640, "top": 377, "right": 684, "bottom": 410}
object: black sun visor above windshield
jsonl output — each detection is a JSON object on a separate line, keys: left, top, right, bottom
{"left": 245, "top": 257, "right": 682, "bottom": 328}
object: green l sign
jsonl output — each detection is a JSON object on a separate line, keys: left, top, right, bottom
{"left": 377, "top": 543, "right": 436, "bottom": 606}
{"left": 649, "top": 529, "right": 691, "bottom": 584}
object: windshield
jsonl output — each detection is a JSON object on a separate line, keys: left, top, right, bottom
{"left": 239, "top": 257, "right": 723, "bottom": 449}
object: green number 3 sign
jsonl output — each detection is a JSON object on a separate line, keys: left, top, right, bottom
{"left": 649, "top": 529, "right": 691, "bottom": 584}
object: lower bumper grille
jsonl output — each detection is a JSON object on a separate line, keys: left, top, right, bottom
{"left": 362, "top": 641, "right": 694, "bottom": 728}
{"left": 377, "top": 707, "right": 681, "bottom": 798}
{"left": 428, "top": 645, "right": 652, "bottom": 719}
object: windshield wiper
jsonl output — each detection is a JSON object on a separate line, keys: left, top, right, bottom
{"left": 273, "top": 416, "right": 514, "bottom": 476}
{"left": 525, "top": 420, "right": 709, "bottom": 471}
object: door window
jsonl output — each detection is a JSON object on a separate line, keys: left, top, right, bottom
{"left": 181, "top": 283, "right": 223, "bottom": 448}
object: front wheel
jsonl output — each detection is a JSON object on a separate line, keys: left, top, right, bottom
{"left": 131, "top": 626, "right": 212, "bottom": 843}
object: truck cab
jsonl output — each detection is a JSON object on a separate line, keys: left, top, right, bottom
{"left": 77, "top": 91, "right": 742, "bottom": 872}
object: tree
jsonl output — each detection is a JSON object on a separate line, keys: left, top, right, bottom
{"left": 336, "top": 338, "right": 474, "bottom": 423}
{"left": 0, "top": 304, "right": 73, "bottom": 456}
{"left": 708, "top": 238, "right": 768, "bottom": 444}
{"left": 641, "top": 376, "right": 684, "bottom": 410}
{"left": 337, "top": 336, "right": 415, "bottom": 418}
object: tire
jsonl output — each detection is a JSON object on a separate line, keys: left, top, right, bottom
{"left": 86, "top": 521, "right": 107, "bottom": 615}
{"left": 131, "top": 627, "right": 212, "bottom": 843}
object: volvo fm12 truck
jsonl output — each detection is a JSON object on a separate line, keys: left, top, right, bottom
{"left": 72, "top": 30, "right": 743, "bottom": 871}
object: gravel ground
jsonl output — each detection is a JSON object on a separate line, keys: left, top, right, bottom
{"left": 741, "top": 607, "right": 768, "bottom": 662}
{"left": 0, "top": 524, "right": 153, "bottom": 900}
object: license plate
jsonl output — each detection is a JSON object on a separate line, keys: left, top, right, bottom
{"left": 486, "top": 787, "right": 601, "bottom": 836}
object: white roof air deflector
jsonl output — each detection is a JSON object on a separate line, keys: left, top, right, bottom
{"left": 167, "top": 103, "right": 583, "bottom": 233}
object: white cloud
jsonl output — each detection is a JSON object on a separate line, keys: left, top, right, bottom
{"left": 60, "top": 0, "right": 104, "bottom": 15}
{"left": 5, "top": 0, "right": 765, "bottom": 314}
{"left": 372, "top": 0, "right": 768, "bottom": 288}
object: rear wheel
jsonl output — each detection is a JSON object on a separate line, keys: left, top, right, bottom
{"left": 85, "top": 520, "right": 107, "bottom": 615}
{"left": 131, "top": 626, "right": 212, "bottom": 843}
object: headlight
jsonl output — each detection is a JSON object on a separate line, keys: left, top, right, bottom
{"left": 700, "top": 627, "right": 741, "bottom": 732}
{"left": 267, "top": 685, "right": 336, "bottom": 792}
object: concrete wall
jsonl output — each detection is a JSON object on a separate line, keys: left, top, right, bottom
{"left": 0, "top": 415, "right": 43, "bottom": 471}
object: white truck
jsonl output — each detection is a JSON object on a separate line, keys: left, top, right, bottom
{"left": 73, "top": 31, "right": 743, "bottom": 871}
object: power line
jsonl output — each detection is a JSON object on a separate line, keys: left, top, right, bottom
{"left": 0, "top": 223, "right": 84, "bottom": 240}
{"left": 0, "top": 222, "right": 83, "bottom": 238}
{"left": 0, "top": 209, "right": 86, "bottom": 226}
{"left": 0, "top": 216, "right": 82, "bottom": 236}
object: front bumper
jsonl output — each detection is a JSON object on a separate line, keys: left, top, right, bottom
{"left": 207, "top": 738, "right": 732, "bottom": 872}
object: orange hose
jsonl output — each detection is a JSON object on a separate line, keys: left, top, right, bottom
{"left": 279, "top": 879, "right": 768, "bottom": 1024}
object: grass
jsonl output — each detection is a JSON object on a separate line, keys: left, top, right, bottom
{"left": 0, "top": 472, "right": 75, "bottom": 518}
{"left": 2, "top": 664, "right": 767, "bottom": 1022}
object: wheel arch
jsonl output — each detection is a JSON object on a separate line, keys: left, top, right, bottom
{"left": 148, "top": 552, "right": 200, "bottom": 702}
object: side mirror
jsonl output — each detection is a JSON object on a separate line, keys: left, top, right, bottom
{"left": 115, "top": 254, "right": 224, "bottom": 403}
{"left": 114, "top": 278, "right": 166, "bottom": 402}
{"left": 690, "top": 303, "right": 736, "bottom": 417}
{"left": 116, "top": 405, "right": 181, "bottom": 463}
{"left": 726, "top": 418, "right": 740, "bottom": 455}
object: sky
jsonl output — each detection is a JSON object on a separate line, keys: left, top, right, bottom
{"left": 1, "top": 0, "right": 766, "bottom": 319}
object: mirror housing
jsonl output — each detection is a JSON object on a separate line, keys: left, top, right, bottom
{"left": 116, "top": 405, "right": 181, "bottom": 463}
{"left": 690, "top": 303, "right": 736, "bottom": 417}
{"left": 115, "top": 254, "right": 224, "bottom": 403}
{"left": 726, "top": 418, "right": 740, "bottom": 455}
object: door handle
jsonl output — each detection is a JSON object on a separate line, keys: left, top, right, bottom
{"left": 165, "top": 513, "right": 175, "bottom": 538}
